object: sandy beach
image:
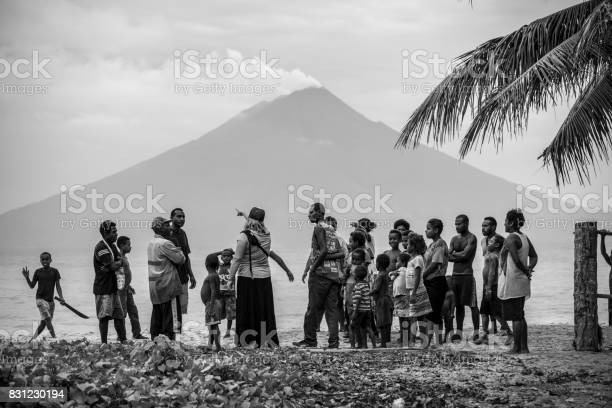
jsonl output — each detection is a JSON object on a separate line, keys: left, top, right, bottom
{"left": 1, "top": 324, "right": 610, "bottom": 407}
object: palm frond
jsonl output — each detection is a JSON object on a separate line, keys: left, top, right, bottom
{"left": 539, "top": 68, "right": 612, "bottom": 185}
{"left": 458, "top": 32, "right": 596, "bottom": 156}
{"left": 396, "top": 0, "right": 604, "bottom": 149}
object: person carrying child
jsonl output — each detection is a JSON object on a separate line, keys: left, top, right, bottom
{"left": 94, "top": 220, "right": 127, "bottom": 344}
{"left": 22, "top": 252, "right": 65, "bottom": 341}
{"left": 201, "top": 253, "right": 223, "bottom": 352}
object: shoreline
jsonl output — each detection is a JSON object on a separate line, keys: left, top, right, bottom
{"left": 1, "top": 324, "right": 611, "bottom": 407}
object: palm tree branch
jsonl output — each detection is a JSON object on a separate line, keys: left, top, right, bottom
{"left": 538, "top": 67, "right": 612, "bottom": 185}
{"left": 396, "top": 0, "right": 604, "bottom": 149}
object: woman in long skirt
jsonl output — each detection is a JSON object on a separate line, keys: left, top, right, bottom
{"left": 229, "top": 207, "right": 294, "bottom": 348}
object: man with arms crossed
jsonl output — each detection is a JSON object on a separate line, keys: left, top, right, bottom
{"left": 448, "top": 214, "right": 480, "bottom": 341}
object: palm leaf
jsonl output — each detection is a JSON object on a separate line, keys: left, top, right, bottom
{"left": 539, "top": 68, "right": 612, "bottom": 185}
{"left": 458, "top": 0, "right": 612, "bottom": 180}
{"left": 458, "top": 32, "right": 598, "bottom": 156}
{"left": 397, "top": 0, "right": 604, "bottom": 149}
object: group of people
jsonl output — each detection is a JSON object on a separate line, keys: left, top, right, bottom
{"left": 291, "top": 204, "right": 539, "bottom": 353}
{"left": 22, "top": 204, "right": 545, "bottom": 354}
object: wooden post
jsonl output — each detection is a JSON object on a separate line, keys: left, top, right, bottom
{"left": 574, "top": 222, "right": 600, "bottom": 351}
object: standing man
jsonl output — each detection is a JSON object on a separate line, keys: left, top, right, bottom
{"left": 169, "top": 208, "right": 196, "bottom": 315}
{"left": 93, "top": 220, "right": 127, "bottom": 344}
{"left": 475, "top": 217, "right": 512, "bottom": 344}
{"left": 148, "top": 217, "right": 186, "bottom": 340}
{"left": 448, "top": 214, "right": 480, "bottom": 341}
{"left": 294, "top": 203, "right": 343, "bottom": 348}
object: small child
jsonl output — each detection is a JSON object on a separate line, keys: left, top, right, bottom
{"left": 201, "top": 253, "right": 222, "bottom": 352}
{"left": 390, "top": 253, "right": 411, "bottom": 346}
{"left": 116, "top": 236, "right": 145, "bottom": 340}
{"left": 351, "top": 265, "right": 376, "bottom": 349}
{"left": 344, "top": 248, "right": 366, "bottom": 345}
{"left": 384, "top": 230, "right": 402, "bottom": 272}
{"left": 217, "top": 248, "right": 236, "bottom": 339}
{"left": 370, "top": 254, "right": 393, "bottom": 347}
{"left": 22, "top": 252, "right": 64, "bottom": 341}
{"left": 405, "top": 234, "right": 433, "bottom": 348}
{"left": 401, "top": 230, "right": 410, "bottom": 252}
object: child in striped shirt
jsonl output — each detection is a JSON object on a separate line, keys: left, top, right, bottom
{"left": 351, "top": 265, "right": 377, "bottom": 349}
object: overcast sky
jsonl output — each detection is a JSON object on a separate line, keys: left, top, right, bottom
{"left": 1, "top": 0, "right": 610, "bottom": 214}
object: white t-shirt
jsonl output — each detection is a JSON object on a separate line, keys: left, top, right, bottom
{"left": 406, "top": 255, "right": 425, "bottom": 290}
{"left": 393, "top": 266, "right": 408, "bottom": 297}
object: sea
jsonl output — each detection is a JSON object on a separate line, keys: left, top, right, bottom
{"left": 0, "top": 241, "right": 610, "bottom": 342}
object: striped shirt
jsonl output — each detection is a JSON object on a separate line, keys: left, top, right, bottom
{"left": 352, "top": 281, "right": 372, "bottom": 312}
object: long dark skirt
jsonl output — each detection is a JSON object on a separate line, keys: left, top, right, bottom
{"left": 236, "top": 276, "right": 279, "bottom": 347}
{"left": 424, "top": 276, "right": 448, "bottom": 325}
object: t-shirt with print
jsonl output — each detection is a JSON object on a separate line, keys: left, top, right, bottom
{"left": 423, "top": 238, "right": 449, "bottom": 281}
{"left": 33, "top": 267, "right": 60, "bottom": 302}
{"left": 352, "top": 281, "right": 372, "bottom": 312}
{"left": 93, "top": 240, "right": 121, "bottom": 295}
{"left": 218, "top": 263, "right": 234, "bottom": 296}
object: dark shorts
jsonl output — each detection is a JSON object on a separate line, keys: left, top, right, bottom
{"left": 351, "top": 310, "right": 372, "bottom": 330}
{"left": 480, "top": 285, "right": 500, "bottom": 316}
{"left": 219, "top": 293, "right": 236, "bottom": 320}
{"left": 205, "top": 300, "right": 221, "bottom": 326}
{"left": 452, "top": 275, "right": 478, "bottom": 308}
{"left": 95, "top": 293, "right": 124, "bottom": 320}
{"left": 501, "top": 297, "right": 525, "bottom": 321}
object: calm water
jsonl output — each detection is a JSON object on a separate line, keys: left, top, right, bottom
{"left": 1, "top": 242, "right": 610, "bottom": 341}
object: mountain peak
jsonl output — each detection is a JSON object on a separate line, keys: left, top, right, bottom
{"left": 237, "top": 86, "right": 370, "bottom": 131}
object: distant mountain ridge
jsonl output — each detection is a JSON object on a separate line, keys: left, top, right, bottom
{"left": 0, "top": 87, "right": 578, "bottom": 257}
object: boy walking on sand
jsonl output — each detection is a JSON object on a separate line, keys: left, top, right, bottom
{"left": 22, "top": 252, "right": 65, "bottom": 341}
